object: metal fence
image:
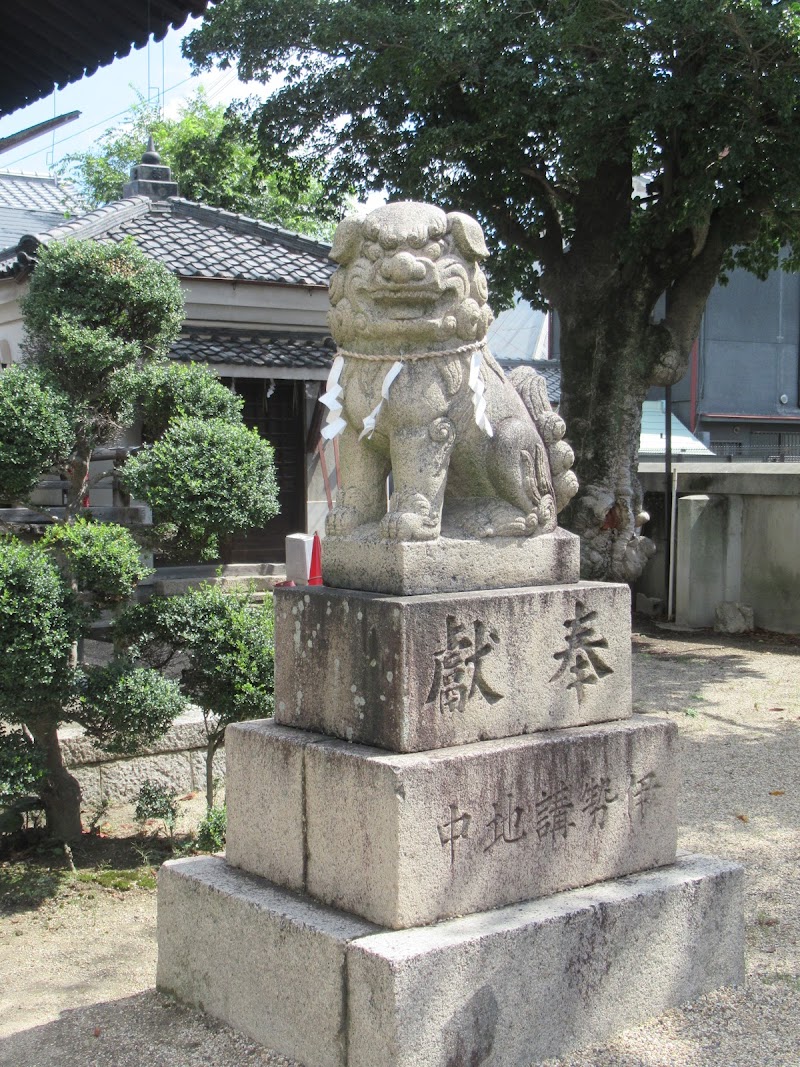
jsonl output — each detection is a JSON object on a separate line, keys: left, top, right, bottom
{"left": 711, "top": 431, "right": 800, "bottom": 462}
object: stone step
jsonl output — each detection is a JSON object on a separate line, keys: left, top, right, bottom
{"left": 225, "top": 716, "right": 678, "bottom": 930}
{"left": 274, "top": 581, "right": 632, "bottom": 752}
{"left": 158, "top": 852, "right": 744, "bottom": 1067}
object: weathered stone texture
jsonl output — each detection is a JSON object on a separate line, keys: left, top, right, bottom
{"left": 97, "top": 751, "right": 196, "bottom": 803}
{"left": 320, "top": 202, "right": 579, "bottom": 578}
{"left": 346, "top": 854, "right": 745, "bottom": 1067}
{"left": 224, "top": 722, "right": 314, "bottom": 890}
{"left": 157, "top": 857, "right": 378, "bottom": 1067}
{"left": 274, "top": 581, "right": 632, "bottom": 752}
{"left": 157, "top": 853, "right": 744, "bottom": 1067}
{"left": 322, "top": 526, "right": 579, "bottom": 595}
{"left": 224, "top": 717, "right": 677, "bottom": 929}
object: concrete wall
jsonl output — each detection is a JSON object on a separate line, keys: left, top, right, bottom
{"left": 639, "top": 463, "right": 800, "bottom": 633}
{"left": 59, "top": 710, "right": 226, "bottom": 808}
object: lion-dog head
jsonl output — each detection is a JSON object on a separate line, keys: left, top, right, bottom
{"left": 328, "top": 202, "right": 494, "bottom": 354}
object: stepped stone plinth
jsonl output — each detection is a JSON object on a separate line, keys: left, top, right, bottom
{"left": 273, "top": 582, "right": 632, "bottom": 751}
{"left": 157, "top": 201, "right": 743, "bottom": 1067}
{"left": 159, "top": 853, "right": 743, "bottom": 1067}
{"left": 225, "top": 717, "right": 678, "bottom": 929}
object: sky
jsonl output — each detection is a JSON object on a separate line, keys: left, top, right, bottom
{"left": 0, "top": 16, "right": 268, "bottom": 177}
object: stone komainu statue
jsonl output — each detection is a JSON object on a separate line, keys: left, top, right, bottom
{"left": 320, "top": 202, "right": 578, "bottom": 541}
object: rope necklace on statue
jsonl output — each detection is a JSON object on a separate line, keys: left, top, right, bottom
{"left": 320, "top": 340, "right": 493, "bottom": 442}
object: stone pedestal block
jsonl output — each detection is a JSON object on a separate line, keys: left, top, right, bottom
{"left": 322, "top": 527, "right": 580, "bottom": 595}
{"left": 158, "top": 853, "right": 744, "bottom": 1067}
{"left": 225, "top": 717, "right": 677, "bottom": 929}
{"left": 157, "top": 857, "right": 378, "bottom": 1067}
{"left": 274, "top": 581, "right": 632, "bottom": 752}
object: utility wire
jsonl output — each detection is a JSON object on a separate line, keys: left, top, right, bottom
{"left": 3, "top": 73, "right": 199, "bottom": 168}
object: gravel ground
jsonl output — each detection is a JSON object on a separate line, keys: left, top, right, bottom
{"left": 2, "top": 620, "right": 798, "bottom": 1067}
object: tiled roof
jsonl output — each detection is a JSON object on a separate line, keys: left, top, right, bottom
{"left": 500, "top": 357, "right": 562, "bottom": 405}
{"left": 0, "top": 172, "right": 85, "bottom": 253}
{"left": 1, "top": 196, "right": 333, "bottom": 286}
{"left": 0, "top": 172, "right": 83, "bottom": 213}
{"left": 0, "top": 208, "right": 66, "bottom": 252}
{"left": 171, "top": 328, "right": 335, "bottom": 370}
{"left": 173, "top": 327, "right": 558, "bottom": 382}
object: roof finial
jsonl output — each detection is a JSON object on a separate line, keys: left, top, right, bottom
{"left": 123, "top": 136, "right": 178, "bottom": 201}
{"left": 141, "top": 135, "right": 161, "bottom": 166}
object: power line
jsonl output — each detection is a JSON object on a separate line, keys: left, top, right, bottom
{"left": 3, "top": 74, "right": 198, "bottom": 168}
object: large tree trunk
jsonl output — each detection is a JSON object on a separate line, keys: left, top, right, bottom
{"left": 29, "top": 719, "right": 83, "bottom": 842}
{"left": 557, "top": 305, "right": 658, "bottom": 582}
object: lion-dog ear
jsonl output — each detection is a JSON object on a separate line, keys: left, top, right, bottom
{"left": 329, "top": 216, "right": 364, "bottom": 265}
{"left": 446, "top": 212, "right": 489, "bottom": 261}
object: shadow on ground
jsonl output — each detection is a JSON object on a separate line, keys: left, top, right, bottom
{"left": 0, "top": 833, "right": 180, "bottom": 914}
{"left": 0, "top": 990, "right": 291, "bottom": 1067}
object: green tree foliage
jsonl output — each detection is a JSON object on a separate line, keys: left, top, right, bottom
{"left": 0, "top": 540, "right": 80, "bottom": 722}
{"left": 75, "top": 663, "right": 186, "bottom": 756}
{"left": 21, "top": 238, "right": 184, "bottom": 458}
{"left": 134, "top": 360, "right": 244, "bottom": 440}
{"left": 0, "top": 367, "right": 73, "bottom": 505}
{"left": 0, "top": 725, "right": 47, "bottom": 834}
{"left": 61, "top": 91, "right": 345, "bottom": 239}
{"left": 116, "top": 583, "right": 275, "bottom": 806}
{"left": 0, "top": 238, "right": 281, "bottom": 838}
{"left": 186, "top": 0, "right": 800, "bottom": 579}
{"left": 122, "top": 417, "right": 280, "bottom": 560}
{"left": 41, "top": 519, "right": 152, "bottom": 603}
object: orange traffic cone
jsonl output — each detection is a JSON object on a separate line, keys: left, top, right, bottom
{"left": 308, "top": 532, "right": 323, "bottom": 585}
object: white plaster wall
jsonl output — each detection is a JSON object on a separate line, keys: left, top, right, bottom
{"left": 0, "top": 277, "right": 28, "bottom": 362}
{"left": 183, "top": 279, "right": 329, "bottom": 331}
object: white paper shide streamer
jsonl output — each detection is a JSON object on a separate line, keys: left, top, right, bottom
{"left": 359, "top": 360, "right": 403, "bottom": 440}
{"left": 469, "top": 347, "right": 493, "bottom": 437}
{"left": 321, "top": 345, "right": 493, "bottom": 442}
{"left": 320, "top": 355, "right": 347, "bottom": 440}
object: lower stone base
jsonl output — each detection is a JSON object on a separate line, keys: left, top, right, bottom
{"left": 158, "top": 853, "right": 743, "bottom": 1067}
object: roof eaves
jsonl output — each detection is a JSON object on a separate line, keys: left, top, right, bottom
{"left": 167, "top": 198, "right": 333, "bottom": 259}
{"left": 0, "top": 197, "right": 154, "bottom": 279}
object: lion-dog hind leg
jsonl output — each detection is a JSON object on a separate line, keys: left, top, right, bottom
{"left": 485, "top": 416, "right": 557, "bottom": 536}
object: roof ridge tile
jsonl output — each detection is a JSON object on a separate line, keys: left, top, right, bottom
{"left": 167, "top": 198, "right": 332, "bottom": 259}
{"left": 33, "top": 197, "right": 153, "bottom": 245}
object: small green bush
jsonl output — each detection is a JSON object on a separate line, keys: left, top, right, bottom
{"left": 0, "top": 366, "right": 73, "bottom": 504}
{"left": 76, "top": 662, "right": 187, "bottom": 754}
{"left": 42, "top": 519, "right": 151, "bottom": 601}
{"left": 196, "top": 805, "right": 227, "bottom": 852}
{"left": 134, "top": 780, "right": 179, "bottom": 836}
{"left": 122, "top": 417, "right": 280, "bottom": 559}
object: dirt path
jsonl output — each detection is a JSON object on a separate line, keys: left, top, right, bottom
{"left": 2, "top": 621, "right": 799, "bottom": 1067}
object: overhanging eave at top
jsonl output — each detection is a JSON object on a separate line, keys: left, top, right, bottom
{"left": 0, "top": 0, "right": 213, "bottom": 116}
